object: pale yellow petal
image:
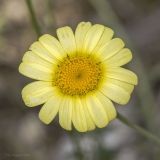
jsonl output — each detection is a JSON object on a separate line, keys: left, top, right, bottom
{"left": 72, "top": 97, "right": 87, "bottom": 132}
{"left": 19, "top": 62, "right": 53, "bottom": 81}
{"left": 22, "top": 51, "right": 54, "bottom": 69}
{"left": 86, "top": 95, "right": 108, "bottom": 128}
{"left": 59, "top": 97, "right": 72, "bottom": 131}
{"left": 30, "top": 41, "right": 58, "bottom": 64}
{"left": 98, "top": 38, "right": 124, "bottom": 60}
{"left": 81, "top": 98, "right": 96, "bottom": 131}
{"left": 75, "top": 22, "right": 92, "bottom": 54}
{"left": 39, "top": 34, "right": 65, "bottom": 60}
{"left": 22, "top": 81, "right": 55, "bottom": 107}
{"left": 83, "top": 24, "right": 105, "bottom": 54}
{"left": 104, "top": 48, "right": 132, "bottom": 66}
{"left": 105, "top": 67, "right": 138, "bottom": 85}
{"left": 92, "top": 27, "right": 114, "bottom": 54}
{"left": 57, "top": 26, "right": 76, "bottom": 56}
{"left": 105, "top": 78, "right": 134, "bottom": 94}
{"left": 101, "top": 80, "right": 130, "bottom": 105}
{"left": 96, "top": 91, "right": 117, "bottom": 121}
{"left": 39, "top": 95, "right": 61, "bottom": 124}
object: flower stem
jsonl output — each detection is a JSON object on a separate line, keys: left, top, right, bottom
{"left": 117, "top": 112, "right": 160, "bottom": 146}
{"left": 25, "top": 0, "right": 41, "bottom": 37}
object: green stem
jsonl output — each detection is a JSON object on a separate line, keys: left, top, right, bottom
{"left": 25, "top": 0, "right": 41, "bottom": 37}
{"left": 117, "top": 112, "right": 160, "bottom": 146}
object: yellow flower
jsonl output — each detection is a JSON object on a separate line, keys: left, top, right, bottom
{"left": 19, "top": 22, "right": 138, "bottom": 132}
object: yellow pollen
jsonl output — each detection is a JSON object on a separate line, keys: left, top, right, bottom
{"left": 54, "top": 56, "right": 102, "bottom": 96}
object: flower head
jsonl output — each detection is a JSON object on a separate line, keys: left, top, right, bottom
{"left": 19, "top": 22, "right": 138, "bottom": 132}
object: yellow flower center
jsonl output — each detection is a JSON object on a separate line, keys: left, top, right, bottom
{"left": 54, "top": 56, "right": 102, "bottom": 96}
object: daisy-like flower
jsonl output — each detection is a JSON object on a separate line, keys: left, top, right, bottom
{"left": 19, "top": 22, "right": 137, "bottom": 132}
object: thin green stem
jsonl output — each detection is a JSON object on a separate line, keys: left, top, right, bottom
{"left": 117, "top": 112, "right": 160, "bottom": 146}
{"left": 25, "top": 0, "right": 41, "bottom": 37}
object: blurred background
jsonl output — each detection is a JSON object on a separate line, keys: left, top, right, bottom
{"left": 0, "top": 0, "right": 160, "bottom": 159}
